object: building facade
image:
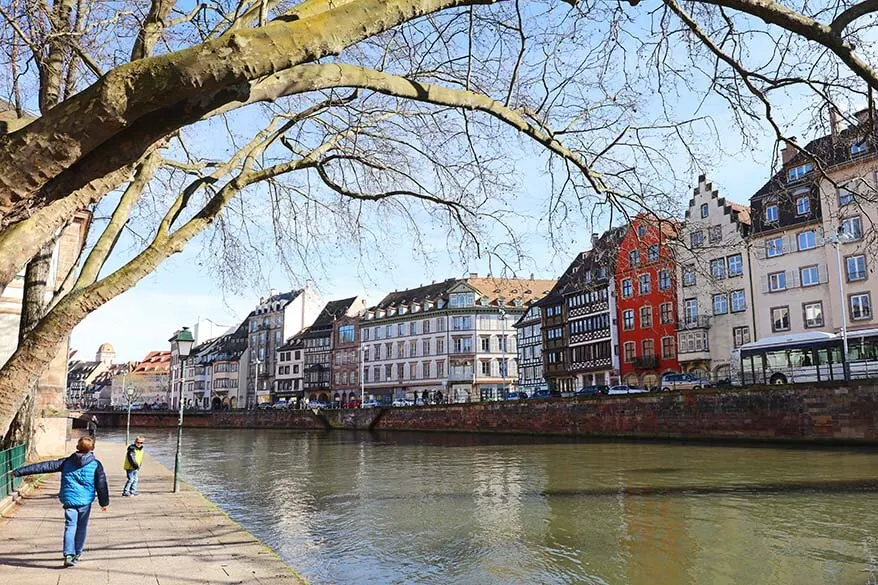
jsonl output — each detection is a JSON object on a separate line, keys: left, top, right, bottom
{"left": 331, "top": 314, "right": 363, "bottom": 406}
{"left": 246, "top": 283, "right": 323, "bottom": 406}
{"left": 513, "top": 303, "right": 546, "bottom": 396}
{"left": 301, "top": 297, "right": 365, "bottom": 405}
{"left": 748, "top": 109, "right": 878, "bottom": 346}
{"left": 361, "top": 276, "right": 555, "bottom": 403}
{"left": 275, "top": 337, "right": 304, "bottom": 404}
{"left": 615, "top": 214, "right": 680, "bottom": 388}
{"left": 676, "top": 175, "right": 754, "bottom": 382}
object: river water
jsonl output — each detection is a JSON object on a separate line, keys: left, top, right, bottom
{"left": 99, "top": 428, "right": 878, "bottom": 585}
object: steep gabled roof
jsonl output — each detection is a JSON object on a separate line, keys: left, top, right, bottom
{"left": 373, "top": 279, "right": 458, "bottom": 308}
{"left": 311, "top": 297, "right": 360, "bottom": 330}
{"left": 539, "top": 226, "right": 627, "bottom": 304}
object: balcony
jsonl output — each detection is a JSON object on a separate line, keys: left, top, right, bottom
{"left": 448, "top": 369, "right": 475, "bottom": 382}
{"left": 677, "top": 316, "right": 711, "bottom": 330}
{"left": 633, "top": 354, "right": 659, "bottom": 369}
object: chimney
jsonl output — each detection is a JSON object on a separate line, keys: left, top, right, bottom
{"left": 269, "top": 288, "right": 277, "bottom": 298}
{"left": 854, "top": 106, "right": 874, "bottom": 126}
{"left": 781, "top": 137, "right": 798, "bottom": 165}
{"left": 591, "top": 233, "right": 599, "bottom": 246}
{"left": 468, "top": 272, "right": 479, "bottom": 278}
{"left": 829, "top": 107, "right": 841, "bottom": 140}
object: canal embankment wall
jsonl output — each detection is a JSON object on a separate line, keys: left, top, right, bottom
{"left": 81, "top": 384, "right": 878, "bottom": 443}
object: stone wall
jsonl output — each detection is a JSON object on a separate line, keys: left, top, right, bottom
{"left": 87, "top": 385, "right": 878, "bottom": 443}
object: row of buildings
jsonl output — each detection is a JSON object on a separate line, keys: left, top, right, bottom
{"left": 67, "top": 106, "right": 878, "bottom": 405}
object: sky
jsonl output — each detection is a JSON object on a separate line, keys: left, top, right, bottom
{"left": 65, "top": 3, "right": 809, "bottom": 363}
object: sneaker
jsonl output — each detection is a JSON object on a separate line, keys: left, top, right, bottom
{"left": 63, "top": 555, "right": 74, "bottom": 567}
{"left": 122, "top": 492, "right": 130, "bottom": 497}
{"left": 130, "top": 492, "right": 140, "bottom": 497}
{"left": 72, "top": 554, "right": 82, "bottom": 564}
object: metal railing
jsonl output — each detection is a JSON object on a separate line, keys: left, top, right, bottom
{"left": 1, "top": 443, "right": 27, "bottom": 499}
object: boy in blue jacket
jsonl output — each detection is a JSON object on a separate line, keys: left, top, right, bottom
{"left": 13, "top": 436, "right": 110, "bottom": 567}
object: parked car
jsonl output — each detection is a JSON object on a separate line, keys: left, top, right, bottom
{"left": 659, "top": 373, "right": 714, "bottom": 392}
{"left": 530, "top": 389, "right": 553, "bottom": 399}
{"left": 271, "top": 401, "right": 288, "bottom": 410}
{"left": 391, "top": 398, "right": 410, "bottom": 407}
{"left": 361, "top": 398, "right": 380, "bottom": 409}
{"left": 575, "top": 385, "right": 609, "bottom": 396}
{"left": 505, "top": 391, "right": 528, "bottom": 400}
{"left": 608, "top": 385, "right": 649, "bottom": 395}
{"left": 307, "top": 400, "right": 329, "bottom": 409}
{"left": 347, "top": 398, "right": 362, "bottom": 409}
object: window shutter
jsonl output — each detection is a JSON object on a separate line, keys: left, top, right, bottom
{"left": 818, "top": 263, "right": 829, "bottom": 284}
{"left": 760, "top": 275, "right": 769, "bottom": 293}
{"left": 754, "top": 245, "right": 766, "bottom": 260}
{"left": 815, "top": 228, "right": 825, "bottom": 247}
{"left": 782, "top": 235, "right": 792, "bottom": 254}
{"left": 788, "top": 268, "right": 800, "bottom": 288}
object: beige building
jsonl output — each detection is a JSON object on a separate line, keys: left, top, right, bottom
{"left": 676, "top": 175, "right": 754, "bottom": 382}
{"left": 748, "top": 109, "right": 878, "bottom": 343}
{"left": 361, "top": 276, "right": 555, "bottom": 403}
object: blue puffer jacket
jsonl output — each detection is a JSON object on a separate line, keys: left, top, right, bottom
{"left": 14, "top": 452, "right": 109, "bottom": 508}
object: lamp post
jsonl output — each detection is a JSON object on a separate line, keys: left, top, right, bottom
{"left": 499, "top": 307, "right": 507, "bottom": 400}
{"left": 359, "top": 344, "right": 366, "bottom": 408}
{"left": 125, "top": 381, "right": 136, "bottom": 445}
{"left": 829, "top": 231, "right": 856, "bottom": 379}
{"left": 169, "top": 326, "right": 195, "bottom": 493}
{"left": 252, "top": 357, "right": 262, "bottom": 408}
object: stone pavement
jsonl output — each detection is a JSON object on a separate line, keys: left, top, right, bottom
{"left": 0, "top": 440, "right": 305, "bottom": 585}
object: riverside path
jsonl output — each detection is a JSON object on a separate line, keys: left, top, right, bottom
{"left": 0, "top": 441, "right": 305, "bottom": 585}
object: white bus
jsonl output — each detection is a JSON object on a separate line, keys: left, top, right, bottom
{"left": 731, "top": 330, "right": 878, "bottom": 385}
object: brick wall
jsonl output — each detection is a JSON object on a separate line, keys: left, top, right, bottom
{"left": 86, "top": 385, "right": 878, "bottom": 443}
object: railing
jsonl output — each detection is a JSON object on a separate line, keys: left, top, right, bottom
{"left": 633, "top": 355, "right": 659, "bottom": 369}
{"left": 1, "top": 443, "right": 27, "bottom": 500}
{"left": 677, "top": 315, "right": 712, "bottom": 330}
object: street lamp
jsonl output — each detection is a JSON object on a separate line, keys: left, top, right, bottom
{"left": 499, "top": 307, "right": 507, "bottom": 400}
{"left": 125, "top": 381, "right": 136, "bottom": 445}
{"left": 829, "top": 230, "right": 857, "bottom": 379}
{"left": 169, "top": 326, "right": 194, "bottom": 493}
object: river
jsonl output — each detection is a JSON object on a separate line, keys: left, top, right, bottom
{"left": 99, "top": 428, "right": 878, "bottom": 585}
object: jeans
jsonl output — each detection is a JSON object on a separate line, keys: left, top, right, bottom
{"left": 63, "top": 504, "right": 92, "bottom": 556}
{"left": 123, "top": 469, "right": 139, "bottom": 495}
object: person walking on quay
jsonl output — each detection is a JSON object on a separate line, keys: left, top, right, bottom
{"left": 87, "top": 415, "right": 98, "bottom": 439}
{"left": 12, "top": 436, "right": 110, "bottom": 568}
{"left": 123, "top": 435, "right": 145, "bottom": 496}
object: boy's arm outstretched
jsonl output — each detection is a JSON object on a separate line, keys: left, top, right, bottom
{"left": 12, "top": 458, "right": 65, "bottom": 477}
{"left": 94, "top": 462, "right": 110, "bottom": 507}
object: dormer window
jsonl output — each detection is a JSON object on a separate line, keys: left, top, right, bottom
{"left": 795, "top": 196, "right": 810, "bottom": 216}
{"left": 852, "top": 142, "right": 867, "bottom": 156}
{"left": 449, "top": 292, "right": 475, "bottom": 308}
{"left": 479, "top": 296, "right": 489, "bottom": 306}
{"left": 764, "top": 204, "right": 779, "bottom": 223}
{"left": 787, "top": 163, "right": 812, "bottom": 182}
{"left": 700, "top": 203, "right": 709, "bottom": 218}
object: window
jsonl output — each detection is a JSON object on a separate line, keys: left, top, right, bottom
{"left": 709, "top": 225, "right": 723, "bottom": 244}
{"left": 796, "top": 196, "right": 810, "bottom": 216}
{"left": 727, "top": 254, "right": 743, "bottom": 277}
{"left": 449, "top": 292, "right": 475, "bottom": 307}
{"left": 700, "top": 203, "right": 709, "bottom": 218}
{"left": 800, "top": 265, "right": 819, "bottom": 287}
{"left": 710, "top": 258, "right": 726, "bottom": 280}
{"left": 452, "top": 316, "right": 473, "bottom": 330}
{"left": 623, "top": 310, "right": 635, "bottom": 330}
{"left": 851, "top": 293, "right": 872, "bottom": 320}
{"left": 659, "top": 269, "right": 671, "bottom": 290}
{"left": 764, "top": 204, "right": 779, "bottom": 223}
{"left": 410, "top": 322, "right": 418, "bottom": 336}
{"left": 839, "top": 184, "right": 856, "bottom": 206}
{"left": 787, "top": 163, "right": 812, "bottom": 182}
{"left": 623, "top": 342, "right": 636, "bottom": 363}
{"left": 803, "top": 302, "right": 824, "bottom": 328}
{"left": 771, "top": 306, "right": 791, "bottom": 332}
{"left": 637, "top": 225, "right": 647, "bottom": 237}
{"left": 480, "top": 361, "right": 491, "bottom": 376}
{"left": 453, "top": 337, "right": 474, "bottom": 353}
{"left": 423, "top": 320, "right": 431, "bottom": 334}
{"left": 690, "top": 231, "right": 704, "bottom": 248}
{"left": 661, "top": 336, "right": 675, "bottom": 359}
{"left": 768, "top": 271, "right": 787, "bottom": 292}
{"left": 852, "top": 142, "right": 867, "bottom": 156}
{"left": 629, "top": 250, "right": 641, "bottom": 267}
{"left": 841, "top": 217, "right": 863, "bottom": 240}
{"left": 647, "top": 244, "right": 659, "bottom": 262}
{"left": 797, "top": 230, "right": 816, "bottom": 250}
{"left": 480, "top": 337, "right": 489, "bottom": 352}
{"left": 684, "top": 298, "right": 698, "bottom": 323}
{"left": 621, "top": 279, "right": 633, "bottom": 298}
{"left": 683, "top": 265, "right": 696, "bottom": 287}
{"left": 733, "top": 326, "right": 751, "bottom": 348}
{"left": 713, "top": 294, "right": 728, "bottom": 315}
{"left": 642, "top": 339, "right": 655, "bottom": 358}
{"left": 660, "top": 302, "right": 673, "bottom": 324}
{"left": 640, "top": 306, "right": 652, "bottom": 328}
{"left": 638, "top": 274, "right": 651, "bottom": 295}
{"left": 766, "top": 237, "right": 784, "bottom": 258}
{"left": 846, "top": 255, "right": 867, "bottom": 281}
{"left": 338, "top": 324, "right": 355, "bottom": 344}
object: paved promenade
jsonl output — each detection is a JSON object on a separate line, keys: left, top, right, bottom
{"left": 0, "top": 440, "right": 305, "bottom": 585}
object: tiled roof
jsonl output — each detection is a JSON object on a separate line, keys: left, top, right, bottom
{"left": 371, "top": 276, "right": 555, "bottom": 311}
{"left": 312, "top": 297, "right": 360, "bottom": 330}
{"left": 373, "top": 279, "right": 458, "bottom": 308}
{"left": 540, "top": 226, "right": 627, "bottom": 303}
{"left": 132, "top": 351, "right": 171, "bottom": 373}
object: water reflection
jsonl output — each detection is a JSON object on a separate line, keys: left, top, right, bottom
{"left": 99, "top": 429, "right": 878, "bottom": 585}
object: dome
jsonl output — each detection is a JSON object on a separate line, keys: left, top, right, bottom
{"left": 98, "top": 342, "right": 115, "bottom": 353}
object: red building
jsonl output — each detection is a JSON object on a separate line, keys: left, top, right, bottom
{"left": 615, "top": 214, "right": 680, "bottom": 388}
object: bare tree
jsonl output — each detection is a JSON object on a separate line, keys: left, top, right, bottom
{"left": 1, "top": 0, "right": 878, "bottom": 437}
